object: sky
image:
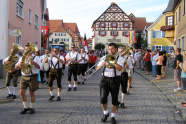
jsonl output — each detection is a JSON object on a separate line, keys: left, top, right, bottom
{"left": 47, "top": 0, "right": 169, "bottom": 38}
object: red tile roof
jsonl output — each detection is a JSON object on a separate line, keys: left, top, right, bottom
{"left": 146, "top": 22, "right": 153, "bottom": 29}
{"left": 132, "top": 17, "right": 147, "bottom": 32}
{"left": 49, "top": 20, "right": 63, "bottom": 33}
{"left": 54, "top": 27, "right": 66, "bottom": 32}
{"left": 63, "top": 23, "right": 80, "bottom": 33}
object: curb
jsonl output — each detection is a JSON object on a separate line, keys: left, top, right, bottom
{"left": 135, "top": 70, "right": 186, "bottom": 121}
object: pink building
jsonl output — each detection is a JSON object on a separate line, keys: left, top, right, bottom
{"left": 8, "top": 0, "right": 43, "bottom": 55}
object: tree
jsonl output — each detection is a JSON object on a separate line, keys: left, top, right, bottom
{"left": 95, "top": 43, "right": 105, "bottom": 50}
{"left": 116, "top": 43, "right": 124, "bottom": 48}
{"left": 135, "top": 32, "right": 142, "bottom": 49}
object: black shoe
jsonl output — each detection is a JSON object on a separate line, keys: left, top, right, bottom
{"left": 110, "top": 117, "right": 116, "bottom": 124}
{"left": 82, "top": 81, "right": 84, "bottom": 84}
{"left": 46, "top": 81, "right": 48, "bottom": 84}
{"left": 126, "top": 92, "right": 130, "bottom": 95}
{"left": 11, "top": 95, "right": 17, "bottom": 99}
{"left": 49, "top": 95, "right": 55, "bottom": 100}
{"left": 57, "top": 96, "right": 61, "bottom": 101}
{"left": 41, "top": 80, "right": 46, "bottom": 84}
{"left": 37, "top": 87, "right": 39, "bottom": 89}
{"left": 130, "top": 85, "right": 132, "bottom": 88}
{"left": 20, "top": 108, "right": 30, "bottom": 114}
{"left": 67, "top": 87, "right": 72, "bottom": 91}
{"left": 6, "top": 94, "right": 13, "bottom": 98}
{"left": 120, "top": 103, "right": 125, "bottom": 108}
{"left": 101, "top": 113, "right": 109, "bottom": 122}
{"left": 29, "top": 108, "right": 35, "bottom": 114}
{"left": 73, "top": 87, "right": 76, "bottom": 91}
{"left": 77, "top": 81, "right": 81, "bottom": 84}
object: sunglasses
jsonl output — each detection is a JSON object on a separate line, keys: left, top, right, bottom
{"left": 71, "top": 47, "right": 75, "bottom": 48}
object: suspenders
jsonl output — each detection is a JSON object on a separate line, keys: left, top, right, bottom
{"left": 69, "top": 52, "right": 78, "bottom": 63}
{"left": 51, "top": 55, "right": 60, "bottom": 69}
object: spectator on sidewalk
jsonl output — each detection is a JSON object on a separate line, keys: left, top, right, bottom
{"left": 152, "top": 51, "right": 158, "bottom": 77}
{"left": 161, "top": 50, "right": 167, "bottom": 78}
{"left": 173, "top": 48, "right": 183, "bottom": 92}
{"left": 156, "top": 51, "right": 164, "bottom": 80}
{"left": 179, "top": 50, "right": 186, "bottom": 106}
{"left": 140, "top": 49, "right": 145, "bottom": 71}
{"left": 143, "top": 49, "right": 152, "bottom": 75}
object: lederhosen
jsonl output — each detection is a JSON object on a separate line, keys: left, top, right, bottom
{"left": 77, "top": 53, "right": 87, "bottom": 76}
{"left": 99, "top": 55, "right": 121, "bottom": 106}
{"left": 48, "top": 56, "right": 62, "bottom": 88}
{"left": 67, "top": 52, "right": 78, "bottom": 81}
{"left": 120, "top": 57, "right": 128, "bottom": 94}
{"left": 40, "top": 55, "right": 50, "bottom": 82}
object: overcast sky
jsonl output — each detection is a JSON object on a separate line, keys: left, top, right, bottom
{"left": 47, "top": 0, "right": 169, "bottom": 38}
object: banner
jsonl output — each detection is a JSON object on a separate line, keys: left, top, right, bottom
{"left": 41, "top": 26, "right": 49, "bottom": 48}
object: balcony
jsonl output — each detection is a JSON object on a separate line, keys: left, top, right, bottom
{"left": 160, "top": 26, "right": 174, "bottom": 38}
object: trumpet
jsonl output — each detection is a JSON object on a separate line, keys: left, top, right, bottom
{"left": 85, "top": 46, "right": 131, "bottom": 79}
{"left": 66, "top": 57, "right": 75, "bottom": 67}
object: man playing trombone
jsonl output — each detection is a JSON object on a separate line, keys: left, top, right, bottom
{"left": 96, "top": 43, "right": 124, "bottom": 124}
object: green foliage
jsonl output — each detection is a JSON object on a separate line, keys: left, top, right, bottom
{"left": 116, "top": 43, "right": 124, "bottom": 48}
{"left": 95, "top": 43, "right": 105, "bottom": 50}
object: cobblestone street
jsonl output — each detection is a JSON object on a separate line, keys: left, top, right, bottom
{"left": 0, "top": 68, "right": 185, "bottom": 124}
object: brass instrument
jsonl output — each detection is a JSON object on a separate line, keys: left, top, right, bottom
{"left": 4, "top": 44, "right": 24, "bottom": 73}
{"left": 21, "top": 43, "right": 38, "bottom": 74}
{"left": 85, "top": 46, "right": 130, "bottom": 79}
{"left": 121, "top": 59, "right": 128, "bottom": 73}
{"left": 66, "top": 57, "right": 75, "bottom": 67}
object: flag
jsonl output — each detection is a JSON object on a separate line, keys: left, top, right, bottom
{"left": 134, "top": 30, "right": 137, "bottom": 43}
{"left": 84, "top": 33, "right": 88, "bottom": 53}
{"left": 81, "top": 38, "right": 84, "bottom": 46}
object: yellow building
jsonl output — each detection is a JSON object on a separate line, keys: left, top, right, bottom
{"left": 147, "top": 12, "right": 174, "bottom": 53}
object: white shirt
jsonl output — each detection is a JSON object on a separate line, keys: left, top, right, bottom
{"left": 97, "top": 55, "right": 124, "bottom": 77}
{"left": 125, "top": 56, "right": 133, "bottom": 69}
{"left": 48, "top": 55, "right": 64, "bottom": 69}
{"left": 65, "top": 51, "right": 80, "bottom": 64}
{"left": 16, "top": 54, "right": 41, "bottom": 76}
{"left": 78, "top": 53, "right": 89, "bottom": 64}
{"left": 40, "top": 54, "right": 50, "bottom": 62}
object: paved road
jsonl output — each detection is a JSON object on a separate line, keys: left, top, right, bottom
{"left": 0, "top": 68, "right": 185, "bottom": 124}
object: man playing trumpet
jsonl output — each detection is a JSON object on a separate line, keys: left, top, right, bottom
{"left": 15, "top": 43, "right": 41, "bottom": 114}
{"left": 96, "top": 43, "right": 124, "bottom": 124}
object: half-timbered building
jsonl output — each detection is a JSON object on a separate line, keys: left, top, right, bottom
{"left": 92, "top": 2, "right": 134, "bottom": 49}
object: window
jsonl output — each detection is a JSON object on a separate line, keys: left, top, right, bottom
{"left": 16, "top": 36, "right": 21, "bottom": 45}
{"left": 182, "top": 36, "right": 185, "bottom": 51}
{"left": 167, "top": 16, "right": 173, "bottom": 26}
{"left": 124, "top": 23, "right": 128, "bottom": 27}
{"left": 112, "top": 22, "right": 117, "bottom": 27}
{"left": 28, "top": 9, "right": 31, "bottom": 23}
{"left": 112, "top": 31, "right": 117, "bottom": 36}
{"left": 179, "top": 5, "right": 181, "bottom": 21}
{"left": 64, "top": 38, "right": 69, "bottom": 42}
{"left": 169, "top": 46, "right": 174, "bottom": 53}
{"left": 61, "top": 33, "right": 66, "bottom": 36}
{"left": 52, "top": 38, "right": 56, "bottom": 41}
{"left": 155, "top": 46, "right": 162, "bottom": 51}
{"left": 35, "top": 14, "right": 38, "bottom": 28}
{"left": 100, "top": 22, "right": 105, "bottom": 27}
{"left": 59, "top": 38, "right": 63, "bottom": 41}
{"left": 35, "top": 41, "right": 38, "bottom": 47}
{"left": 55, "top": 33, "right": 60, "bottom": 36}
{"left": 16, "top": 0, "right": 24, "bottom": 18}
{"left": 155, "top": 31, "right": 162, "bottom": 38}
{"left": 100, "top": 31, "right": 105, "bottom": 35}
{"left": 178, "top": 39, "right": 181, "bottom": 47}
{"left": 124, "top": 32, "right": 129, "bottom": 36}
{"left": 184, "top": 0, "right": 185, "bottom": 16}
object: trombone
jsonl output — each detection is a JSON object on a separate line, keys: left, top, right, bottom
{"left": 85, "top": 46, "right": 131, "bottom": 79}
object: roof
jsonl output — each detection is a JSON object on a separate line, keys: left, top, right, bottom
{"left": 146, "top": 14, "right": 164, "bottom": 31}
{"left": 54, "top": 27, "right": 66, "bottom": 32}
{"left": 146, "top": 22, "right": 153, "bottom": 29}
{"left": 163, "top": 0, "right": 181, "bottom": 13}
{"left": 129, "top": 13, "right": 135, "bottom": 18}
{"left": 49, "top": 20, "right": 63, "bottom": 33}
{"left": 132, "top": 17, "right": 147, "bottom": 31}
{"left": 63, "top": 23, "right": 80, "bottom": 33}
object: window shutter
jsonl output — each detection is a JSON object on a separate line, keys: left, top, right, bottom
{"left": 99, "top": 31, "right": 100, "bottom": 36}
{"left": 116, "top": 32, "right": 118, "bottom": 36}
{"left": 99, "top": 23, "right": 101, "bottom": 28}
{"left": 110, "top": 31, "right": 112, "bottom": 36}
{"left": 162, "top": 46, "right": 165, "bottom": 50}
{"left": 166, "top": 17, "right": 168, "bottom": 26}
{"left": 152, "top": 46, "right": 155, "bottom": 51}
{"left": 153, "top": 31, "right": 156, "bottom": 38}
{"left": 116, "top": 23, "right": 118, "bottom": 28}
{"left": 128, "top": 23, "right": 130, "bottom": 28}
{"left": 123, "top": 23, "right": 124, "bottom": 28}
{"left": 104, "top": 31, "right": 106, "bottom": 36}
{"left": 111, "top": 23, "right": 113, "bottom": 28}
{"left": 162, "top": 31, "right": 165, "bottom": 38}
{"left": 166, "top": 46, "right": 170, "bottom": 53}
{"left": 122, "top": 32, "right": 124, "bottom": 36}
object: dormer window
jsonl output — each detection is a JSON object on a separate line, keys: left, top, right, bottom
{"left": 112, "top": 22, "right": 116, "bottom": 27}
{"left": 100, "top": 22, "right": 105, "bottom": 27}
{"left": 166, "top": 16, "right": 174, "bottom": 26}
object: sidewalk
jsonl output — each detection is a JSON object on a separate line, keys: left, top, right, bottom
{"left": 135, "top": 66, "right": 186, "bottom": 121}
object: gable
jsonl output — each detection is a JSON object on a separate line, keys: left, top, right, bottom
{"left": 151, "top": 14, "right": 166, "bottom": 30}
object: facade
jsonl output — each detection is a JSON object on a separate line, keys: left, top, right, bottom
{"left": 92, "top": 2, "right": 134, "bottom": 49}
{"left": 8, "top": 0, "right": 43, "bottom": 54}
{"left": 49, "top": 20, "right": 81, "bottom": 49}
{"left": 147, "top": 13, "right": 174, "bottom": 53}
{"left": 173, "top": 0, "right": 186, "bottom": 51}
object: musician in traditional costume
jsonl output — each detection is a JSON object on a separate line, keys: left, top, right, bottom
{"left": 96, "top": 43, "right": 124, "bottom": 124}
{"left": 89, "top": 50, "right": 97, "bottom": 74}
{"left": 46, "top": 46, "right": 64, "bottom": 101}
{"left": 65, "top": 44, "right": 81, "bottom": 91}
{"left": 3, "top": 48, "right": 21, "bottom": 99}
{"left": 60, "top": 50, "right": 66, "bottom": 75}
{"left": 15, "top": 43, "right": 41, "bottom": 114}
{"left": 40, "top": 49, "right": 50, "bottom": 84}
